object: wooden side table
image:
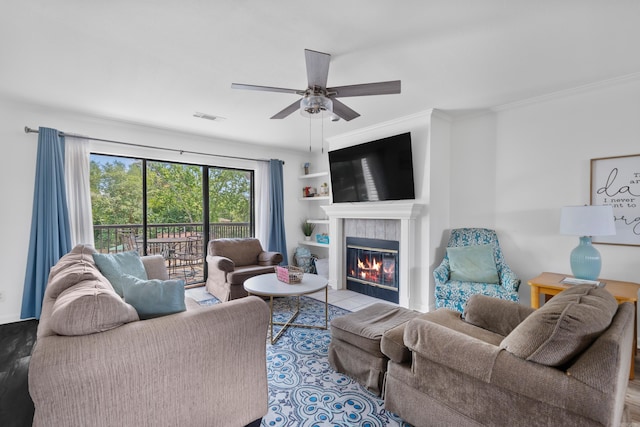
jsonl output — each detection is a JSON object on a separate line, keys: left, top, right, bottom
{"left": 528, "top": 272, "right": 639, "bottom": 380}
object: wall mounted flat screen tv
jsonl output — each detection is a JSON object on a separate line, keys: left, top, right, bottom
{"left": 328, "top": 132, "right": 415, "bottom": 203}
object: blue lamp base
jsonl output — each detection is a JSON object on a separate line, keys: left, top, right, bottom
{"left": 569, "top": 236, "right": 601, "bottom": 281}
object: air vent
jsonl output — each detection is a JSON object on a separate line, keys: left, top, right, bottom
{"left": 193, "top": 112, "right": 226, "bottom": 122}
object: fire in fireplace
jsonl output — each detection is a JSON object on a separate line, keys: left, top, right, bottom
{"left": 346, "top": 237, "right": 399, "bottom": 303}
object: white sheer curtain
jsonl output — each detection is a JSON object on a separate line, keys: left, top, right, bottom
{"left": 255, "top": 161, "right": 271, "bottom": 248}
{"left": 65, "top": 136, "right": 94, "bottom": 246}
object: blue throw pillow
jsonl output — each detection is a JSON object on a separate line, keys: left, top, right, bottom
{"left": 447, "top": 245, "right": 499, "bottom": 284}
{"left": 121, "top": 274, "right": 186, "bottom": 320}
{"left": 92, "top": 251, "right": 148, "bottom": 297}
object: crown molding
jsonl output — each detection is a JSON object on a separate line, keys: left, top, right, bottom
{"left": 431, "top": 109, "right": 453, "bottom": 122}
{"left": 492, "top": 72, "right": 640, "bottom": 112}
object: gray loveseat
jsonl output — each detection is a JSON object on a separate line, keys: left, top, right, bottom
{"left": 206, "top": 238, "right": 283, "bottom": 302}
{"left": 29, "top": 244, "right": 269, "bottom": 427}
{"left": 382, "top": 285, "right": 634, "bottom": 427}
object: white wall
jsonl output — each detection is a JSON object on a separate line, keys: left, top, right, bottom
{"left": 426, "top": 112, "right": 452, "bottom": 309}
{"left": 0, "top": 97, "right": 310, "bottom": 324}
{"left": 450, "top": 76, "right": 640, "bottom": 335}
{"left": 449, "top": 112, "right": 497, "bottom": 228}
{"left": 3, "top": 75, "right": 640, "bottom": 324}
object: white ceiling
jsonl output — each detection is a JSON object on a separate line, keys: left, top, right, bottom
{"left": 2, "top": 1, "right": 640, "bottom": 151}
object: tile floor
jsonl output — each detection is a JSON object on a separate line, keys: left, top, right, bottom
{"left": 306, "top": 286, "right": 397, "bottom": 312}
{"left": 186, "top": 284, "right": 392, "bottom": 311}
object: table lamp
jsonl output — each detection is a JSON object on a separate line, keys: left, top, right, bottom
{"left": 559, "top": 205, "right": 615, "bottom": 280}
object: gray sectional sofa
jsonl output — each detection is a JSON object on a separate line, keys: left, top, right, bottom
{"left": 29, "top": 244, "right": 269, "bottom": 427}
{"left": 382, "top": 286, "right": 634, "bottom": 427}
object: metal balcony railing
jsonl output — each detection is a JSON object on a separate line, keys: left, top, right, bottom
{"left": 93, "top": 222, "right": 251, "bottom": 285}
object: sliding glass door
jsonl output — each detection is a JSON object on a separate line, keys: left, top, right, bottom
{"left": 90, "top": 155, "right": 144, "bottom": 253}
{"left": 208, "top": 168, "right": 253, "bottom": 239}
{"left": 90, "top": 154, "right": 254, "bottom": 286}
{"left": 146, "top": 161, "right": 205, "bottom": 283}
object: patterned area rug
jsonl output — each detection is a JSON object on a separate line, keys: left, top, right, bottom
{"left": 186, "top": 288, "right": 410, "bottom": 427}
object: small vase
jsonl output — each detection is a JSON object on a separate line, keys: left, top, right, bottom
{"left": 304, "top": 236, "right": 311, "bottom": 241}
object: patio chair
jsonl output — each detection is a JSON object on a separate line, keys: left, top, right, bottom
{"left": 120, "top": 231, "right": 142, "bottom": 254}
{"left": 172, "top": 235, "right": 204, "bottom": 281}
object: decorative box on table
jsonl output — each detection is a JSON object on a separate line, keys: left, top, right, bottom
{"left": 275, "top": 265, "right": 304, "bottom": 284}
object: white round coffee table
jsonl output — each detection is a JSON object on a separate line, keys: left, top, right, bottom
{"left": 244, "top": 273, "right": 328, "bottom": 344}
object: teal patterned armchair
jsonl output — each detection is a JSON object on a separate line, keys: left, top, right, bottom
{"left": 433, "top": 228, "right": 520, "bottom": 312}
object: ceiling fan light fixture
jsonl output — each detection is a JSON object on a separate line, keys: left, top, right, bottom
{"left": 232, "top": 49, "right": 400, "bottom": 121}
{"left": 300, "top": 95, "right": 333, "bottom": 118}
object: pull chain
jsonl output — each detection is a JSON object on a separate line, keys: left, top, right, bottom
{"left": 321, "top": 112, "right": 325, "bottom": 154}
{"left": 309, "top": 116, "right": 312, "bottom": 152}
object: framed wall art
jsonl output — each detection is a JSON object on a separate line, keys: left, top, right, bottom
{"left": 590, "top": 154, "right": 640, "bottom": 246}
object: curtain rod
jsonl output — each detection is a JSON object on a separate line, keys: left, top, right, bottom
{"left": 23, "top": 126, "right": 278, "bottom": 164}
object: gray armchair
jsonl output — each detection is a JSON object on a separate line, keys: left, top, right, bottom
{"left": 382, "top": 285, "right": 634, "bottom": 427}
{"left": 206, "top": 238, "right": 283, "bottom": 302}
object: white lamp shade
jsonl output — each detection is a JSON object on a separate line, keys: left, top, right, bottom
{"left": 560, "top": 205, "right": 616, "bottom": 236}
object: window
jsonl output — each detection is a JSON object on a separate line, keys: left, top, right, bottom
{"left": 90, "top": 154, "right": 254, "bottom": 285}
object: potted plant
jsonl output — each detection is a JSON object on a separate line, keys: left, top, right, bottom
{"left": 301, "top": 220, "right": 315, "bottom": 240}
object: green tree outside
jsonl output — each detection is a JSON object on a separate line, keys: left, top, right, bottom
{"left": 208, "top": 168, "right": 251, "bottom": 223}
{"left": 90, "top": 159, "right": 143, "bottom": 225}
{"left": 146, "top": 161, "right": 203, "bottom": 225}
{"left": 90, "top": 156, "right": 251, "bottom": 229}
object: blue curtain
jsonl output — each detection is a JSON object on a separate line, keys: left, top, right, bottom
{"left": 267, "top": 159, "right": 288, "bottom": 265}
{"left": 21, "top": 127, "right": 72, "bottom": 319}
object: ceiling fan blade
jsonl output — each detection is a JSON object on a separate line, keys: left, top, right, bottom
{"left": 231, "top": 83, "right": 302, "bottom": 95}
{"left": 305, "top": 49, "right": 331, "bottom": 89}
{"left": 270, "top": 99, "right": 302, "bottom": 119}
{"left": 328, "top": 80, "right": 401, "bottom": 98}
{"left": 331, "top": 99, "right": 360, "bottom": 121}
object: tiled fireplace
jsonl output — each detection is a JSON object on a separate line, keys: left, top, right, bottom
{"left": 322, "top": 202, "right": 423, "bottom": 308}
{"left": 346, "top": 236, "right": 400, "bottom": 303}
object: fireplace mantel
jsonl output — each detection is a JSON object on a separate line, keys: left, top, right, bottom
{"left": 322, "top": 202, "right": 423, "bottom": 220}
{"left": 321, "top": 202, "right": 424, "bottom": 308}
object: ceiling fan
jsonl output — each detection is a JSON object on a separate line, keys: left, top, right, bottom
{"left": 231, "top": 49, "right": 401, "bottom": 122}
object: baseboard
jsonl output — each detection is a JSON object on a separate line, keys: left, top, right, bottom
{"left": 0, "top": 313, "right": 24, "bottom": 325}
